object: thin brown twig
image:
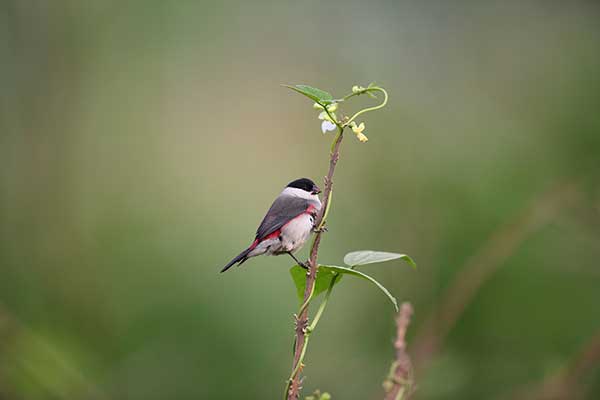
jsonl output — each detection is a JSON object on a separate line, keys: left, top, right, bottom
{"left": 287, "top": 129, "right": 344, "bottom": 400}
{"left": 412, "top": 181, "right": 581, "bottom": 372}
{"left": 384, "top": 302, "right": 415, "bottom": 400}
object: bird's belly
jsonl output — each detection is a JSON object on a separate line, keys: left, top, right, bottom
{"left": 279, "top": 213, "right": 314, "bottom": 253}
{"left": 248, "top": 238, "right": 280, "bottom": 257}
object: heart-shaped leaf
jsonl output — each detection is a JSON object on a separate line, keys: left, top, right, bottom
{"left": 344, "top": 251, "right": 416, "bottom": 269}
{"left": 283, "top": 84, "right": 334, "bottom": 105}
{"left": 290, "top": 265, "right": 343, "bottom": 303}
{"left": 320, "top": 265, "right": 398, "bottom": 311}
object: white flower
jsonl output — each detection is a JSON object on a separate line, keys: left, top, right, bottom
{"left": 318, "top": 111, "right": 333, "bottom": 122}
{"left": 317, "top": 103, "right": 338, "bottom": 133}
{"left": 321, "top": 120, "right": 336, "bottom": 133}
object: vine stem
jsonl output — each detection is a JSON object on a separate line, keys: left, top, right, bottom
{"left": 345, "top": 87, "right": 388, "bottom": 127}
{"left": 285, "top": 126, "right": 344, "bottom": 400}
{"left": 309, "top": 274, "right": 339, "bottom": 332}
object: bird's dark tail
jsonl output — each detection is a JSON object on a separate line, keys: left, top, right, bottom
{"left": 220, "top": 242, "right": 256, "bottom": 273}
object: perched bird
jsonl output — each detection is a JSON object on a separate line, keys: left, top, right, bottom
{"left": 221, "top": 178, "right": 322, "bottom": 273}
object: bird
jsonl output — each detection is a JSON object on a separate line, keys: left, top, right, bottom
{"left": 221, "top": 178, "right": 322, "bottom": 273}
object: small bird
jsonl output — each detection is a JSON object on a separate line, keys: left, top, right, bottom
{"left": 221, "top": 178, "right": 322, "bottom": 273}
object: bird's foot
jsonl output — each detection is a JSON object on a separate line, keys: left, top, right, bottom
{"left": 287, "top": 251, "right": 309, "bottom": 269}
{"left": 313, "top": 225, "right": 328, "bottom": 233}
{"left": 298, "top": 261, "right": 309, "bottom": 270}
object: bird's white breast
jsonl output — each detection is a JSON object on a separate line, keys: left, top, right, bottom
{"left": 280, "top": 213, "right": 315, "bottom": 253}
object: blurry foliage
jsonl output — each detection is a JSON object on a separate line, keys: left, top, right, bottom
{"left": 1, "top": 1, "right": 600, "bottom": 399}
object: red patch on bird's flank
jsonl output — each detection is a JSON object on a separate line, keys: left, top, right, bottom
{"left": 255, "top": 205, "right": 316, "bottom": 244}
{"left": 261, "top": 230, "right": 281, "bottom": 241}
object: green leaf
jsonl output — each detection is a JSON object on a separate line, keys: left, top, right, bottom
{"left": 320, "top": 265, "right": 398, "bottom": 311}
{"left": 290, "top": 265, "right": 342, "bottom": 303}
{"left": 343, "top": 250, "right": 416, "bottom": 269}
{"left": 283, "top": 84, "right": 334, "bottom": 105}
{"left": 289, "top": 263, "right": 399, "bottom": 311}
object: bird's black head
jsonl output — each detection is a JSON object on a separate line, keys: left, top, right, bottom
{"left": 286, "top": 178, "right": 321, "bottom": 194}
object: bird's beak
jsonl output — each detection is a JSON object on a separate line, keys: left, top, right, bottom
{"left": 312, "top": 186, "right": 322, "bottom": 195}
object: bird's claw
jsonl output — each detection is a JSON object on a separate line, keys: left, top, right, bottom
{"left": 313, "top": 225, "right": 328, "bottom": 233}
{"left": 299, "top": 261, "right": 309, "bottom": 270}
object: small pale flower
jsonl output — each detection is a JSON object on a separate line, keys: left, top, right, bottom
{"left": 352, "top": 85, "right": 366, "bottom": 94}
{"left": 316, "top": 103, "right": 338, "bottom": 133}
{"left": 321, "top": 120, "right": 336, "bottom": 133}
{"left": 318, "top": 111, "right": 333, "bottom": 122}
{"left": 351, "top": 121, "right": 368, "bottom": 142}
{"left": 314, "top": 102, "right": 337, "bottom": 112}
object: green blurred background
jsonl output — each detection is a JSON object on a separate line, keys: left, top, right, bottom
{"left": 1, "top": 1, "right": 600, "bottom": 399}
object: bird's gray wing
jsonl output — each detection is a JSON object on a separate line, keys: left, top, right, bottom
{"left": 256, "top": 196, "right": 313, "bottom": 240}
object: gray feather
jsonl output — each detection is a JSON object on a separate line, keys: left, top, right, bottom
{"left": 256, "top": 195, "right": 317, "bottom": 240}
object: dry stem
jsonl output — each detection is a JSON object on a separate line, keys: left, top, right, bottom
{"left": 287, "top": 129, "right": 344, "bottom": 400}
{"left": 384, "top": 302, "right": 415, "bottom": 400}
